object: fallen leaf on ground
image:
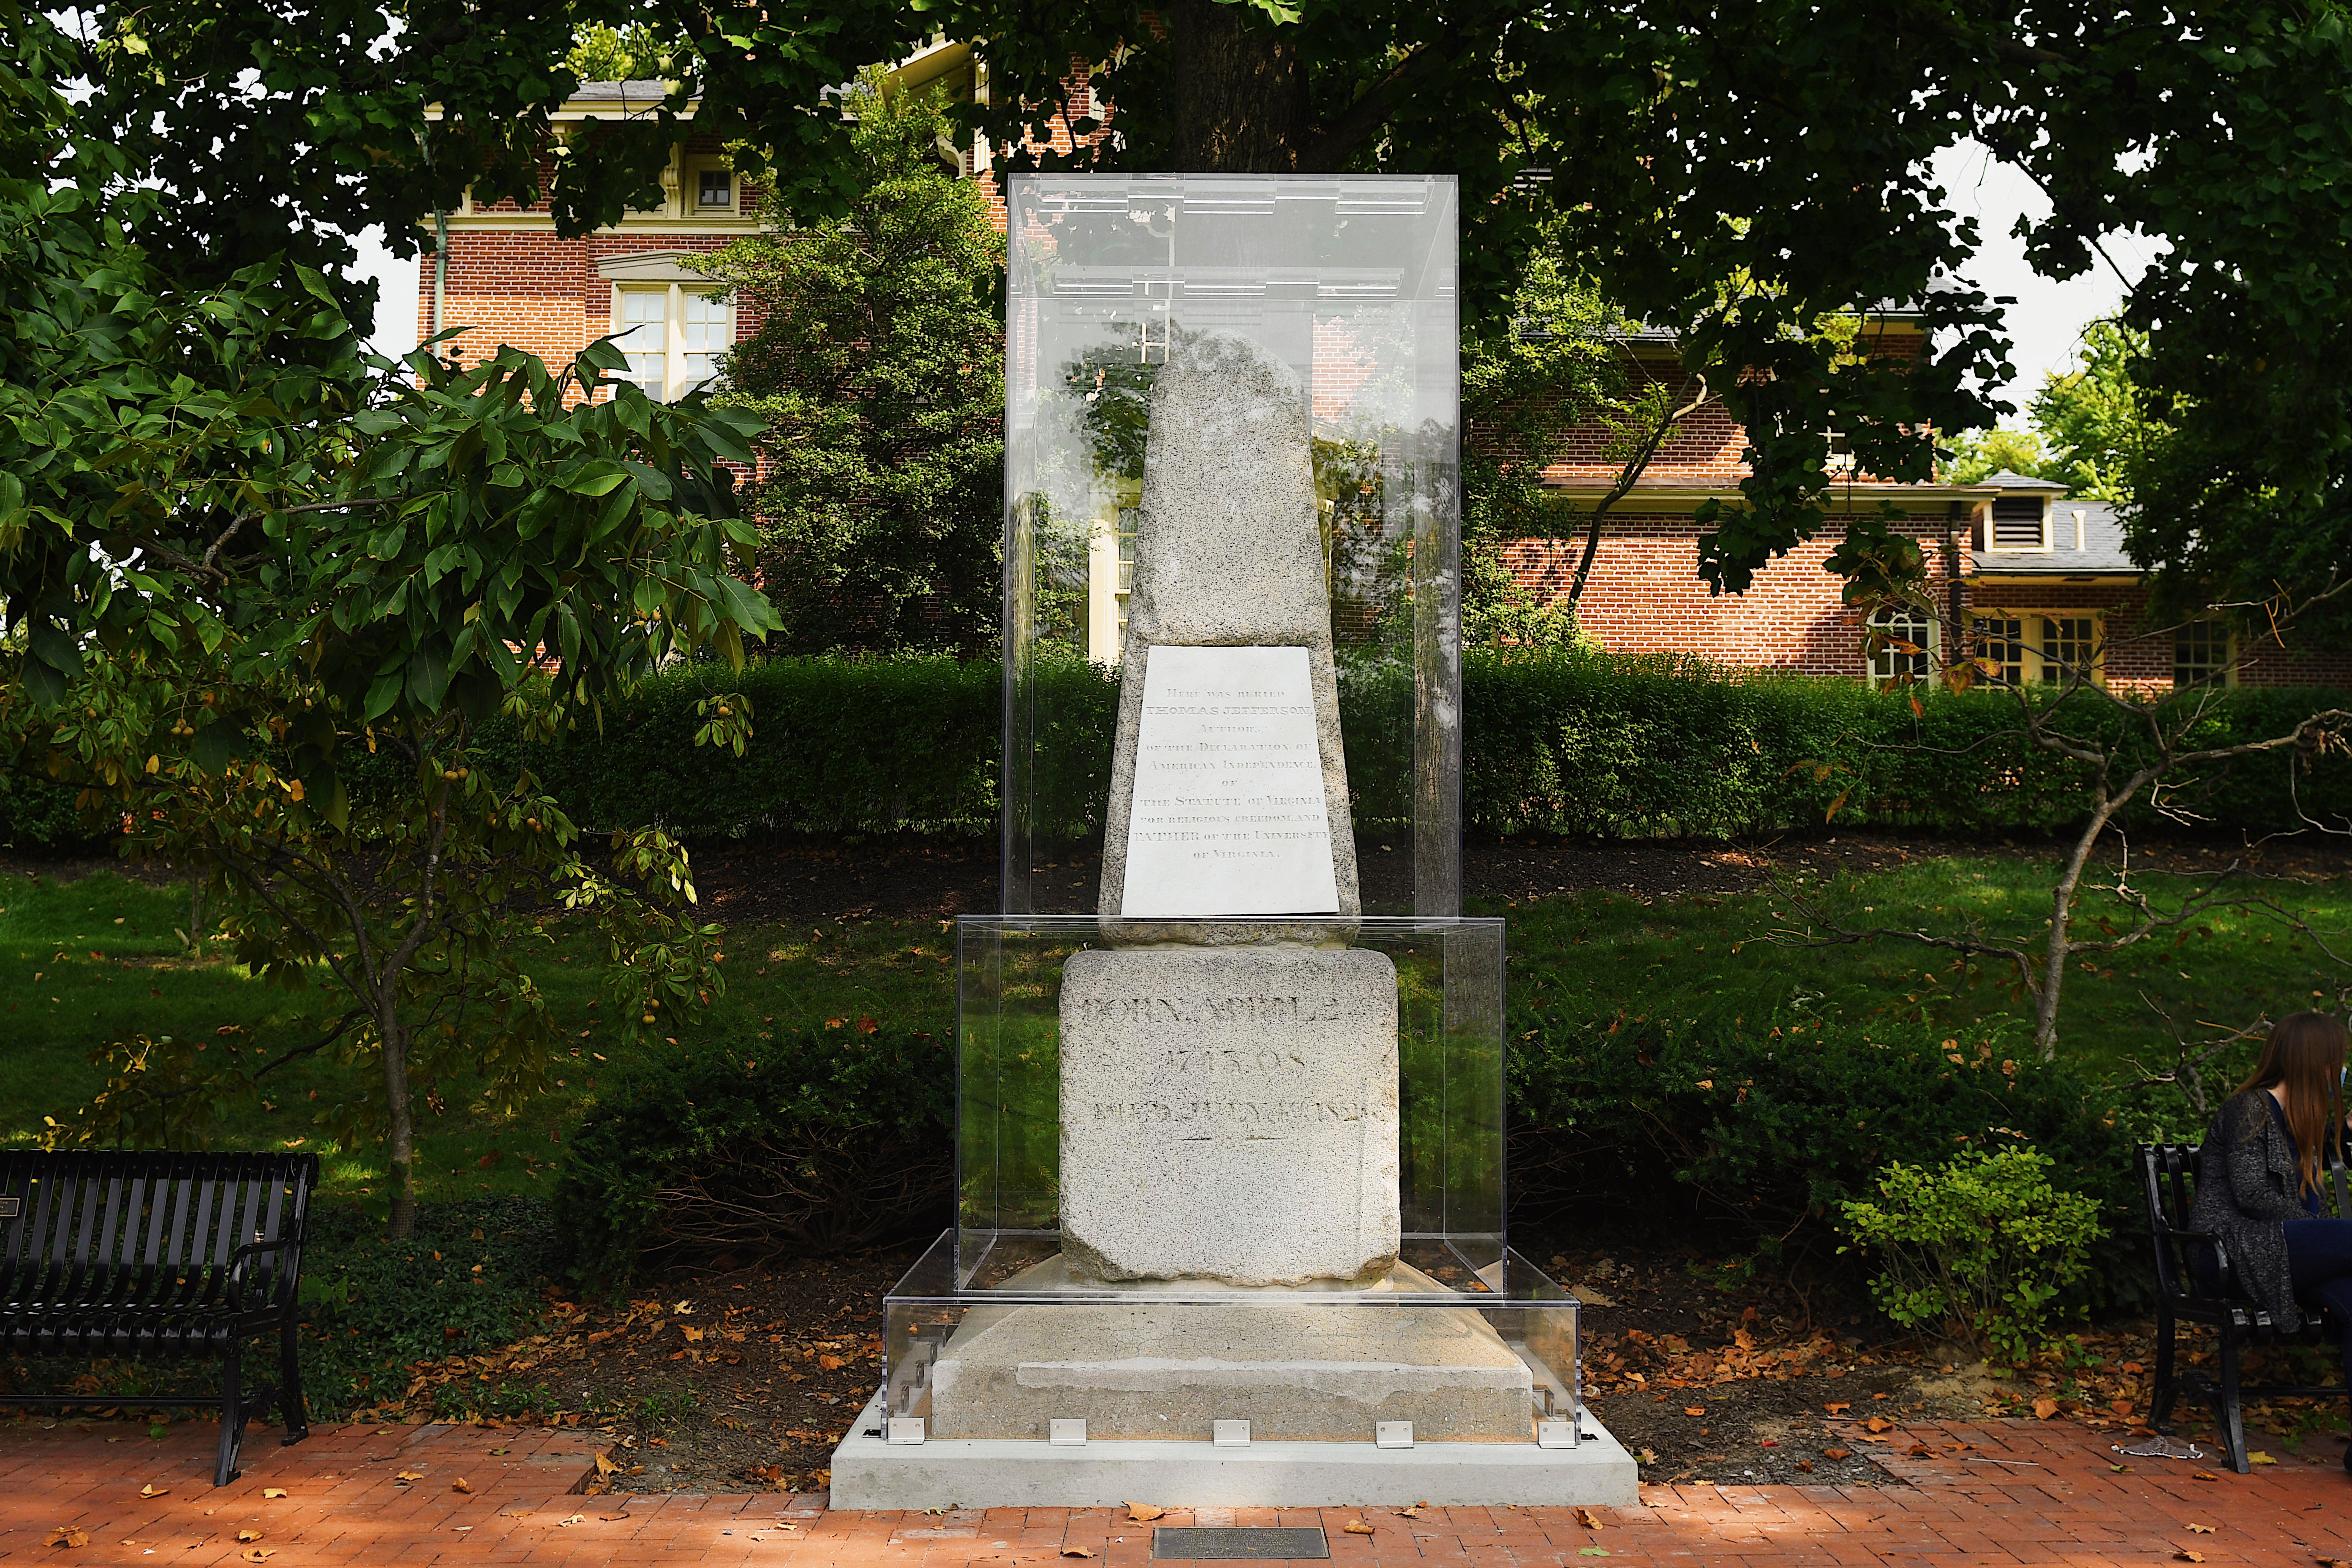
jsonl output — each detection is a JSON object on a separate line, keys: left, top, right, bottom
{"left": 557, "top": 1514, "right": 585, "bottom": 1527}
{"left": 2031, "top": 1399, "right": 2059, "bottom": 1420}
{"left": 262, "top": 1490, "right": 287, "bottom": 1500}
{"left": 1796, "top": 1460, "right": 1814, "bottom": 1474}
{"left": 451, "top": 1478, "right": 471, "bottom": 1494}
{"left": 139, "top": 1484, "right": 169, "bottom": 1498}
{"left": 1574, "top": 1507, "right": 1605, "bottom": 1529}
{"left": 594, "top": 1451, "right": 618, "bottom": 1476}
{"left": 2176, "top": 1553, "right": 2205, "bottom": 1563}
{"left": 1343, "top": 1520, "right": 1375, "bottom": 1536}
{"left": 1396, "top": 1506, "right": 1422, "bottom": 1518}
{"left": 2110, "top": 1464, "right": 2130, "bottom": 1473}
{"left": 1059, "top": 1550, "right": 1095, "bottom": 1560}
{"left": 2192, "top": 1470, "right": 2219, "bottom": 1481}
{"left": 1865, "top": 1417, "right": 1894, "bottom": 1433}
{"left": 237, "top": 1530, "right": 262, "bottom": 1543}
{"left": 1906, "top": 1444, "right": 1934, "bottom": 1458}
{"left": 1579, "top": 1552, "right": 1611, "bottom": 1560}
{"left": 45, "top": 1526, "right": 88, "bottom": 1547}
{"left": 242, "top": 1552, "right": 274, "bottom": 1563}
{"left": 600, "top": 1513, "right": 633, "bottom": 1522}
{"left": 2250, "top": 1451, "right": 2278, "bottom": 1465}
{"left": 2187, "top": 1524, "right": 2215, "bottom": 1534}
{"left": 1683, "top": 1406, "right": 1706, "bottom": 1418}
{"left": 1823, "top": 1448, "right": 1852, "bottom": 1461}
{"left": 394, "top": 1470, "right": 424, "bottom": 1484}
{"left": 1823, "top": 1402, "right": 1851, "bottom": 1414}
{"left": 1125, "top": 1504, "right": 1164, "bottom": 1523}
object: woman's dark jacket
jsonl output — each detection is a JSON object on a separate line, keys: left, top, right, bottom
{"left": 2188, "top": 1089, "right": 2313, "bottom": 1331}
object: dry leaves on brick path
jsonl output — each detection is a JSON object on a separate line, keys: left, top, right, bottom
{"left": 393, "top": 1469, "right": 424, "bottom": 1484}
{"left": 1865, "top": 1416, "right": 1894, "bottom": 1432}
{"left": 451, "top": 1478, "right": 471, "bottom": 1494}
{"left": 1343, "top": 1520, "right": 1375, "bottom": 1536}
{"left": 1059, "top": 1549, "right": 1095, "bottom": 1560}
{"left": 138, "top": 1483, "right": 168, "bottom": 1498}
{"left": 2177, "top": 1552, "right": 2205, "bottom": 1563}
{"left": 1574, "top": 1508, "right": 1605, "bottom": 1530}
{"left": 241, "top": 1550, "right": 274, "bottom": 1563}
{"left": 557, "top": 1514, "right": 586, "bottom": 1527}
{"left": 261, "top": 1489, "right": 286, "bottom": 1500}
{"left": 1823, "top": 1448, "right": 1852, "bottom": 1460}
{"left": 45, "top": 1526, "right": 88, "bottom": 1547}
{"left": 1125, "top": 1503, "right": 1164, "bottom": 1522}
{"left": 2187, "top": 1524, "right": 2216, "bottom": 1534}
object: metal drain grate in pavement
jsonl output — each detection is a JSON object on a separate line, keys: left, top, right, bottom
{"left": 1151, "top": 1525, "right": 1330, "bottom": 1560}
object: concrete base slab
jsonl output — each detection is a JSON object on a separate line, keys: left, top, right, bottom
{"left": 828, "top": 1390, "right": 1640, "bottom": 1510}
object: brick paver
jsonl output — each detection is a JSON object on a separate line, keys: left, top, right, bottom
{"left": 6, "top": 1415, "right": 2349, "bottom": 1565}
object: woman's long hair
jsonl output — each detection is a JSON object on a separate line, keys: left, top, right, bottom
{"left": 2237, "top": 1011, "right": 2351, "bottom": 1198}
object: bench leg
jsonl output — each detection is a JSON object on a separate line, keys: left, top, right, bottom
{"left": 2153, "top": 1306, "right": 2180, "bottom": 1429}
{"left": 278, "top": 1316, "right": 309, "bottom": 1446}
{"left": 215, "top": 1344, "right": 247, "bottom": 1488}
{"left": 2215, "top": 1329, "right": 2250, "bottom": 1475}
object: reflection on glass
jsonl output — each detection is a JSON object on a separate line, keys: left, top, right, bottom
{"left": 1002, "top": 175, "right": 1462, "bottom": 918}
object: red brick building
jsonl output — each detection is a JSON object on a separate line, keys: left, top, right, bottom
{"left": 1508, "top": 328, "right": 2352, "bottom": 692}
{"left": 422, "top": 76, "right": 2344, "bottom": 694}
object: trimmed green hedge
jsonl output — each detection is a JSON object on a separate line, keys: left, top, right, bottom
{"left": 8, "top": 650, "right": 2348, "bottom": 850}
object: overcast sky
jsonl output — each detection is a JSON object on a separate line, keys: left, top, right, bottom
{"left": 352, "top": 143, "right": 2152, "bottom": 430}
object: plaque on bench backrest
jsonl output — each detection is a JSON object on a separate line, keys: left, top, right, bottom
{"left": 1119, "top": 645, "right": 1338, "bottom": 918}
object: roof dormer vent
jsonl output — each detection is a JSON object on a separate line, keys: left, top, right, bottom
{"left": 1989, "top": 495, "right": 2047, "bottom": 550}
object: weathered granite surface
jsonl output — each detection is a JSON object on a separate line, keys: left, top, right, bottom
{"left": 1097, "top": 330, "right": 1358, "bottom": 944}
{"left": 926, "top": 1255, "right": 1536, "bottom": 1442}
{"left": 1059, "top": 946, "right": 1399, "bottom": 1286}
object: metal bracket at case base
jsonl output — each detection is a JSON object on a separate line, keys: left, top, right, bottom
{"left": 1211, "top": 1420, "right": 1250, "bottom": 1448}
{"left": 887, "top": 1418, "right": 925, "bottom": 1446}
{"left": 1375, "top": 1422, "right": 1413, "bottom": 1450}
{"left": 1537, "top": 1419, "right": 1577, "bottom": 1450}
{"left": 1049, "top": 1419, "right": 1087, "bottom": 1447}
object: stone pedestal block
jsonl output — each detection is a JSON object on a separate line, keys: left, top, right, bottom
{"left": 926, "top": 1257, "right": 1536, "bottom": 1443}
{"left": 1059, "top": 946, "right": 1399, "bottom": 1287}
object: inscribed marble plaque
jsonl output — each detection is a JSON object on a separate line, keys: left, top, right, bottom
{"left": 1118, "top": 645, "right": 1338, "bottom": 919}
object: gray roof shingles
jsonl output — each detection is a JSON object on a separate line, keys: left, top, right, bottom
{"left": 1972, "top": 498, "right": 2139, "bottom": 577}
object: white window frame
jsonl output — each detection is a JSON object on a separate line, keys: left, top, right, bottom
{"left": 685, "top": 155, "right": 739, "bottom": 217}
{"left": 2173, "top": 619, "right": 2236, "bottom": 689}
{"left": 1970, "top": 610, "right": 2103, "bottom": 688}
{"left": 1865, "top": 604, "right": 1938, "bottom": 688}
{"left": 609, "top": 281, "right": 732, "bottom": 403}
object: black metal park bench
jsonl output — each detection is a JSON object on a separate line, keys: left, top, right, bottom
{"left": 2140, "top": 1141, "right": 2349, "bottom": 1473}
{"left": 0, "top": 1152, "right": 317, "bottom": 1485}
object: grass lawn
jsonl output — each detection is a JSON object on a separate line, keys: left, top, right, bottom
{"left": 3, "top": 846, "right": 2346, "bottom": 1217}
{"left": 0, "top": 867, "right": 956, "bottom": 1222}
{"left": 1491, "top": 848, "right": 2352, "bottom": 1083}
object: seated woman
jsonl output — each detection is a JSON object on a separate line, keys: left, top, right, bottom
{"left": 2189, "top": 1010, "right": 2352, "bottom": 1467}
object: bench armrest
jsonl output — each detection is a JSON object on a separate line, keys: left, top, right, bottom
{"left": 226, "top": 1231, "right": 304, "bottom": 1311}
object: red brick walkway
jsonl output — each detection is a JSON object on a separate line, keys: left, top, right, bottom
{"left": 7, "top": 1415, "right": 2349, "bottom": 1565}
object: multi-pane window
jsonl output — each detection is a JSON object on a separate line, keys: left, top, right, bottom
{"left": 1866, "top": 605, "right": 1935, "bottom": 686}
{"left": 1972, "top": 612, "right": 2101, "bottom": 686}
{"left": 1975, "top": 615, "right": 2026, "bottom": 686}
{"left": 2038, "top": 616, "right": 2097, "bottom": 686}
{"left": 2175, "top": 621, "right": 2233, "bottom": 689}
{"left": 1987, "top": 496, "right": 2048, "bottom": 550}
{"left": 611, "top": 285, "right": 729, "bottom": 403}
{"left": 615, "top": 288, "right": 670, "bottom": 401}
{"left": 697, "top": 167, "right": 733, "bottom": 211}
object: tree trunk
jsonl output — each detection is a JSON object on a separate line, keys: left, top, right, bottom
{"left": 381, "top": 1019, "right": 419, "bottom": 1238}
{"left": 2034, "top": 795, "right": 2118, "bottom": 1060}
{"left": 1167, "top": 0, "right": 1314, "bottom": 172}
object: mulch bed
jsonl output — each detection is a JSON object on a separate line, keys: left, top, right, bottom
{"left": 377, "top": 1250, "right": 909, "bottom": 1497}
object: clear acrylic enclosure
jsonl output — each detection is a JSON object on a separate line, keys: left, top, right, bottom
{"left": 955, "top": 916, "right": 1504, "bottom": 1252}
{"left": 1000, "top": 174, "right": 1463, "bottom": 918}
{"left": 866, "top": 914, "right": 1578, "bottom": 1446}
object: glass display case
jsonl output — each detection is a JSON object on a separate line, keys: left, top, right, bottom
{"left": 1001, "top": 174, "right": 1462, "bottom": 919}
{"left": 863, "top": 915, "right": 1583, "bottom": 1449}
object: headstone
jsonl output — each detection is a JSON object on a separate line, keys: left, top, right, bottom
{"left": 1059, "top": 947, "right": 1398, "bottom": 1285}
{"left": 1097, "top": 331, "right": 1359, "bottom": 944}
